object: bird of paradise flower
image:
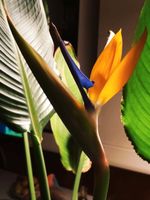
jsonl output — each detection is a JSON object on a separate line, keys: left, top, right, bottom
{"left": 7, "top": 12, "right": 147, "bottom": 200}
{"left": 50, "top": 23, "right": 146, "bottom": 109}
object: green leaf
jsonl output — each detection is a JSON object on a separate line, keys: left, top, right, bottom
{"left": 134, "top": 0, "right": 150, "bottom": 41}
{"left": 0, "top": 0, "right": 54, "bottom": 138}
{"left": 121, "top": 0, "right": 150, "bottom": 161}
{"left": 51, "top": 45, "right": 91, "bottom": 173}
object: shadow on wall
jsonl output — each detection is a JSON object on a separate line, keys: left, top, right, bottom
{"left": 97, "top": 0, "right": 149, "bottom": 174}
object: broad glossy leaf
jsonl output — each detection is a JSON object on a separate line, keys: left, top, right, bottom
{"left": 122, "top": 0, "right": 150, "bottom": 161}
{"left": 0, "top": 0, "right": 54, "bottom": 136}
{"left": 51, "top": 45, "right": 91, "bottom": 173}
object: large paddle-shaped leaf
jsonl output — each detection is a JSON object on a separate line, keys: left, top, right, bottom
{"left": 122, "top": 0, "right": 150, "bottom": 161}
{"left": 51, "top": 44, "right": 91, "bottom": 173}
{"left": 0, "top": 0, "right": 55, "bottom": 138}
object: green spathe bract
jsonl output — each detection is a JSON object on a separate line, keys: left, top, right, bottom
{"left": 7, "top": 8, "right": 110, "bottom": 200}
{"left": 122, "top": 0, "right": 150, "bottom": 161}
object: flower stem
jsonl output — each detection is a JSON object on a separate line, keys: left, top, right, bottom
{"left": 93, "top": 108, "right": 110, "bottom": 200}
{"left": 23, "top": 132, "right": 36, "bottom": 200}
{"left": 93, "top": 162, "right": 109, "bottom": 200}
{"left": 31, "top": 135, "right": 51, "bottom": 200}
{"left": 72, "top": 151, "right": 85, "bottom": 200}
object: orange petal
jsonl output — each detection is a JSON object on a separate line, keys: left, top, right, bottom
{"left": 97, "top": 30, "right": 147, "bottom": 105}
{"left": 88, "top": 30, "right": 122, "bottom": 103}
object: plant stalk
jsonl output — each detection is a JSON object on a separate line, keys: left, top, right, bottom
{"left": 31, "top": 135, "right": 51, "bottom": 200}
{"left": 93, "top": 162, "right": 109, "bottom": 200}
{"left": 72, "top": 151, "right": 85, "bottom": 200}
{"left": 93, "top": 108, "right": 110, "bottom": 200}
{"left": 23, "top": 132, "right": 36, "bottom": 200}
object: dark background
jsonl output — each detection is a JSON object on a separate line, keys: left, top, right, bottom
{"left": 0, "top": 135, "right": 150, "bottom": 200}
{"left": 45, "top": 0, "right": 79, "bottom": 51}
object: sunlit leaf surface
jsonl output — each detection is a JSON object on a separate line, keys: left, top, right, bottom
{"left": 0, "top": 0, "right": 55, "bottom": 134}
{"left": 122, "top": 0, "right": 150, "bottom": 161}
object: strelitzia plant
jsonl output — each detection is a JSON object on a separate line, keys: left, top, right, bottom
{"left": 6, "top": 4, "right": 147, "bottom": 200}
{"left": 50, "top": 24, "right": 146, "bottom": 108}
{"left": 1, "top": 0, "right": 150, "bottom": 200}
{"left": 49, "top": 21, "right": 147, "bottom": 200}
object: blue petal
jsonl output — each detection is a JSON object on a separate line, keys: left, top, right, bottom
{"left": 51, "top": 23, "right": 95, "bottom": 111}
{"left": 50, "top": 23, "right": 94, "bottom": 90}
{"left": 61, "top": 43, "right": 94, "bottom": 89}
